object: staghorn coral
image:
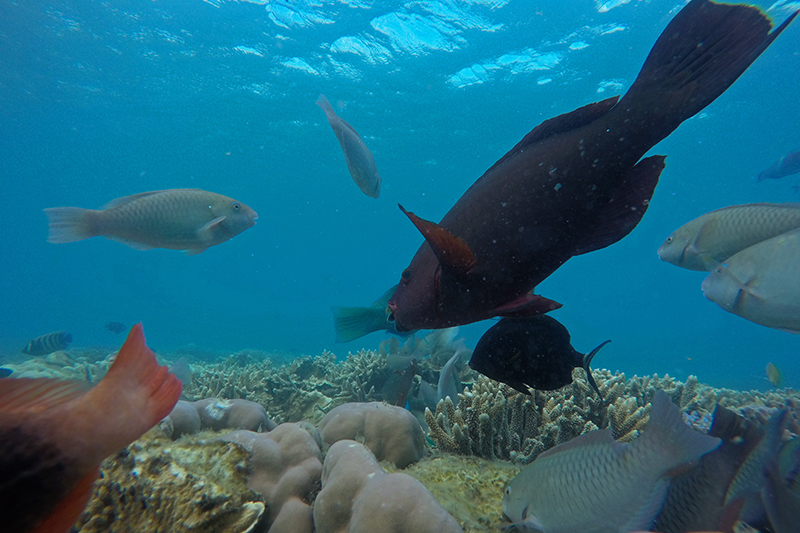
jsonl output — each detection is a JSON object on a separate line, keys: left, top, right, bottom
{"left": 425, "top": 370, "right": 800, "bottom": 463}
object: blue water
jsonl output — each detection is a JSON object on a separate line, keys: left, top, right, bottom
{"left": 1, "top": 0, "right": 798, "bottom": 391}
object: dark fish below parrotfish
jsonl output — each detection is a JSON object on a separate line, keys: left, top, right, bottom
{"left": 657, "top": 203, "right": 800, "bottom": 271}
{"left": 469, "top": 316, "right": 608, "bottom": 398}
{"left": 317, "top": 93, "right": 381, "bottom": 199}
{"left": 104, "top": 321, "right": 126, "bottom": 334}
{"left": 22, "top": 331, "right": 72, "bottom": 356}
{"left": 502, "top": 391, "right": 721, "bottom": 533}
{"left": 387, "top": 0, "right": 797, "bottom": 332}
{"left": 332, "top": 285, "right": 415, "bottom": 343}
{"left": 45, "top": 188, "right": 257, "bottom": 254}
{"left": 0, "top": 323, "right": 182, "bottom": 533}
{"left": 0, "top": 368, "right": 12, "bottom": 378}
{"left": 756, "top": 149, "right": 800, "bottom": 182}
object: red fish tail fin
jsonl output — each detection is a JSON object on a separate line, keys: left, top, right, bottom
{"left": 43, "top": 207, "right": 99, "bottom": 243}
{"left": 85, "top": 323, "right": 182, "bottom": 452}
{"left": 620, "top": 0, "right": 796, "bottom": 142}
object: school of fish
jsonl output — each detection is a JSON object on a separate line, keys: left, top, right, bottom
{"left": 6, "top": 0, "right": 800, "bottom": 531}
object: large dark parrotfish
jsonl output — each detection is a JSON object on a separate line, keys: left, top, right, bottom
{"left": 387, "top": 0, "right": 797, "bottom": 332}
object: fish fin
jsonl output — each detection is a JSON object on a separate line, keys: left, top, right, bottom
{"left": 100, "top": 190, "right": 202, "bottom": 210}
{"left": 761, "top": 458, "right": 800, "bottom": 533}
{"left": 574, "top": 155, "right": 665, "bottom": 255}
{"left": 399, "top": 204, "right": 476, "bottom": 274}
{"left": 331, "top": 306, "right": 387, "bottom": 343}
{"left": 538, "top": 427, "right": 622, "bottom": 460}
{"left": 316, "top": 93, "right": 334, "bottom": 116}
{"left": 620, "top": 0, "right": 797, "bottom": 132}
{"left": 716, "top": 498, "right": 745, "bottom": 533}
{"left": 638, "top": 390, "right": 721, "bottom": 469}
{"left": 488, "top": 96, "right": 619, "bottom": 174}
{"left": 184, "top": 247, "right": 209, "bottom": 255}
{"left": 197, "top": 215, "right": 226, "bottom": 240}
{"left": 81, "top": 323, "right": 182, "bottom": 453}
{"left": 30, "top": 467, "right": 99, "bottom": 533}
{"left": 44, "top": 207, "right": 96, "bottom": 243}
{"left": 581, "top": 340, "right": 610, "bottom": 399}
{"left": 0, "top": 378, "right": 92, "bottom": 415}
{"left": 492, "top": 293, "right": 562, "bottom": 317}
{"left": 622, "top": 477, "right": 670, "bottom": 533}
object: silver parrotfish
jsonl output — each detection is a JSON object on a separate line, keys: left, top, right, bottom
{"left": 45, "top": 188, "right": 257, "bottom": 254}
{"left": 658, "top": 203, "right": 800, "bottom": 271}
{"left": 701, "top": 227, "right": 800, "bottom": 333}
{"left": 317, "top": 94, "right": 381, "bottom": 199}
{"left": 502, "top": 390, "right": 720, "bottom": 533}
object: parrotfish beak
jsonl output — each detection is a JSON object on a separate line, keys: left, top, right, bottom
{"left": 386, "top": 301, "right": 397, "bottom": 324}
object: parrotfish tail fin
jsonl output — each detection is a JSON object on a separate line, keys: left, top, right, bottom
{"left": 582, "top": 340, "right": 610, "bottom": 400}
{"left": 574, "top": 156, "right": 665, "bottom": 255}
{"left": 30, "top": 467, "right": 100, "bottom": 533}
{"left": 85, "top": 323, "right": 182, "bottom": 452}
{"left": 331, "top": 306, "right": 386, "bottom": 343}
{"left": 620, "top": 0, "right": 797, "bottom": 143}
{"left": 43, "top": 207, "right": 96, "bottom": 243}
{"left": 638, "top": 390, "right": 721, "bottom": 469}
{"left": 724, "top": 409, "right": 788, "bottom": 506}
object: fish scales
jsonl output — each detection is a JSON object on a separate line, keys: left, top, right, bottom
{"left": 659, "top": 203, "right": 800, "bottom": 271}
{"left": 388, "top": 0, "right": 798, "bottom": 331}
{"left": 502, "top": 391, "right": 720, "bottom": 533}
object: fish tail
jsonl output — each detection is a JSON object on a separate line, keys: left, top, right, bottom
{"left": 82, "top": 323, "right": 182, "bottom": 453}
{"left": 44, "top": 207, "right": 97, "bottom": 243}
{"left": 619, "top": 0, "right": 796, "bottom": 141}
{"left": 316, "top": 93, "right": 335, "bottom": 118}
{"left": 637, "top": 390, "right": 720, "bottom": 469}
{"left": 582, "top": 340, "right": 610, "bottom": 399}
{"left": 332, "top": 306, "right": 387, "bottom": 343}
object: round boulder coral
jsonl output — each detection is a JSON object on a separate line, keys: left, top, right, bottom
{"left": 318, "top": 402, "right": 427, "bottom": 468}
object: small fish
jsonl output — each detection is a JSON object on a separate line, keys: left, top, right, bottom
{"left": 502, "top": 391, "right": 721, "bottom": 533}
{"left": 756, "top": 150, "right": 800, "bottom": 182}
{"left": 22, "top": 331, "right": 72, "bottom": 356}
{"left": 658, "top": 203, "right": 800, "bottom": 271}
{"left": 387, "top": 1, "right": 797, "bottom": 332}
{"left": 332, "top": 285, "right": 414, "bottom": 343}
{"left": 168, "top": 357, "right": 193, "bottom": 387}
{"left": 104, "top": 321, "right": 126, "bottom": 334}
{"left": 437, "top": 341, "right": 470, "bottom": 405}
{"left": 766, "top": 362, "right": 782, "bottom": 387}
{"left": 381, "top": 360, "right": 418, "bottom": 407}
{"left": 0, "top": 323, "right": 182, "bottom": 533}
{"left": 701, "top": 228, "right": 800, "bottom": 333}
{"left": 317, "top": 94, "right": 381, "bottom": 199}
{"left": 44, "top": 188, "right": 257, "bottom": 254}
{"left": 469, "top": 316, "right": 609, "bottom": 398}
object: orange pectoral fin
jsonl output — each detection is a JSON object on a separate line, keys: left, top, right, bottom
{"left": 398, "top": 204, "right": 476, "bottom": 274}
{"left": 31, "top": 467, "right": 99, "bottom": 533}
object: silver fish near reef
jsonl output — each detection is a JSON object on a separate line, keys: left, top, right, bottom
{"left": 317, "top": 94, "right": 381, "bottom": 199}
{"left": 756, "top": 149, "right": 800, "bottom": 182}
{"left": 701, "top": 228, "right": 800, "bottom": 333}
{"left": 22, "top": 331, "right": 72, "bottom": 356}
{"left": 658, "top": 203, "right": 800, "bottom": 271}
{"left": 502, "top": 390, "right": 720, "bottom": 533}
{"left": 44, "top": 188, "right": 257, "bottom": 254}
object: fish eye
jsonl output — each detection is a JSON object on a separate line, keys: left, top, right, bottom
{"left": 401, "top": 268, "right": 411, "bottom": 282}
{"left": 504, "top": 487, "right": 511, "bottom": 496}
{"left": 665, "top": 235, "right": 673, "bottom": 243}
{"left": 232, "top": 202, "right": 241, "bottom": 210}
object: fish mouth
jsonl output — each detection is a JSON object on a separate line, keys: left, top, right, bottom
{"left": 386, "top": 302, "right": 397, "bottom": 324}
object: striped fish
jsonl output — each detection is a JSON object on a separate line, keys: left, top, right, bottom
{"left": 21, "top": 331, "right": 72, "bottom": 356}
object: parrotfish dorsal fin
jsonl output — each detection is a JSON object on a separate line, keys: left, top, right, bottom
{"left": 487, "top": 96, "right": 619, "bottom": 174}
{"left": 582, "top": 340, "right": 610, "bottom": 400}
{"left": 399, "top": 204, "right": 476, "bottom": 274}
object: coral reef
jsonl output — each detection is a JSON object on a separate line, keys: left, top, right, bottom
{"left": 74, "top": 433, "right": 264, "bottom": 533}
{"left": 425, "top": 370, "right": 800, "bottom": 463}
{"left": 313, "top": 440, "right": 463, "bottom": 533}
{"left": 318, "top": 402, "right": 427, "bottom": 468}
{"left": 219, "top": 423, "right": 323, "bottom": 533}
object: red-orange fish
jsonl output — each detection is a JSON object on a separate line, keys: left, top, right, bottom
{"left": 0, "top": 323, "right": 182, "bottom": 533}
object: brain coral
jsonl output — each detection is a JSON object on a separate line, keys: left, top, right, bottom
{"left": 318, "top": 401, "right": 427, "bottom": 468}
{"left": 219, "top": 422, "right": 323, "bottom": 533}
{"left": 161, "top": 398, "right": 277, "bottom": 439}
{"left": 313, "top": 440, "right": 463, "bottom": 533}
